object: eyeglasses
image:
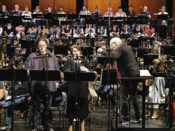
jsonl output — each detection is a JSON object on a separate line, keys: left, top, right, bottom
{"left": 38, "top": 45, "right": 46, "bottom": 47}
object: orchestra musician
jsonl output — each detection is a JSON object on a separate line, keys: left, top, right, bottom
{"left": 140, "top": 6, "right": 151, "bottom": 18}
{"left": 12, "top": 4, "right": 22, "bottom": 16}
{"left": 104, "top": 8, "right": 114, "bottom": 17}
{"left": 0, "top": 5, "right": 10, "bottom": 16}
{"left": 115, "top": 7, "right": 127, "bottom": 17}
{"left": 22, "top": 5, "right": 32, "bottom": 22}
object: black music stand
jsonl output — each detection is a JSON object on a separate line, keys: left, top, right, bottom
{"left": 161, "top": 45, "right": 175, "bottom": 56}
{"left": 97, "top": 56, "right": 114, "bottom": 67}
{"left": 20, "top": 39, "right": 36, "bottom": 58}
{"left": 0, "top": 17, "right": 10, "bottom": 26}
{"left": 104, "top": 17, "right": 115, "bottom": 21}
{"left": 0, "top": 69, "right": 28, "bottom": 131}
{"left": 157, "top": 14, "right": 169, "bottom": 20}
{"left": 67, "top": 14, "right": 78, "bottom": 19}
{"left": 136, "top": 16, "right": 149, "bottom": 24}
{"left": 80, "top": 15, "right": 90, "bottom": 19}
{"left": 56, "top": 14, "right": 67, "bottom": 18}
{"left": 60, "top": 21, "right": 72, "bottom": 25}
{"left": 80, "top": 46, "right": 94, "bottom": 59}
{"left": 64, "top": 71, "right": 95, "bottom": 131}
{"left": 143, "top": 54, "right": 158, "bottom": 66}
{"left": 64, "top": 71, "right": 95, "bottom": 81}
{"left": 137, "top": 48, "right": 152, "bottom": 58}
{"left": 30, "top": 70, "right": 60, "bottom": 81}
{"left": 44, "top": 13, "right": 55, "bottom": 26}
{"left": 32, "top": 14, "right": 43, "bottom": 19}
{"left": 54, "top": 44, "right": 69, "bottom": 56}
{"left": 29, "top": 70, "right": 60, "bottom": 131}
{"left": 9, "top": 15, "right": 22, "bottom": 26}
{"left": 101, "top": 69, "right": 120, "bottom": 130}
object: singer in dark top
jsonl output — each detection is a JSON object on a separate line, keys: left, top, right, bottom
{"left": 25, "top": 37, "right": 59, "bottom": 131}
{"left": 110, "top": 37, "right": 141, "bottom": 124}
{"left": 63, "top": 44, "right": 89, "bottom": 131}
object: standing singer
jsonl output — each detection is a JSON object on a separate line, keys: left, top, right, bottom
{"left": 63, "top": 45, "right": 89, "bottom": 131}
{"left": 25, "top": 37, "right": 59, "bottom": 131}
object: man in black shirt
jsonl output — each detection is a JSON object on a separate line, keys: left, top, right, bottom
{"left": 110, "top": 37, "right": 141, "bottom": 124}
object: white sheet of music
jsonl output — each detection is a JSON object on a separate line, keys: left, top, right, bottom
{"left": 140, "top": 70, "right": 151, "bottom": 77}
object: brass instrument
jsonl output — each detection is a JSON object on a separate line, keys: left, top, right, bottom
{"left": 0, "top": 38, "right": 7, "bottom": 61}
{"left": 153, "top": 56, "right": 167, "bottom": 73}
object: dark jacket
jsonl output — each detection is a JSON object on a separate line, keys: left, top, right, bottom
{"left": 25, "top": 50, "right": 59, "bottom": 92}
{"left": 112, "top": 44, "right": 139, "bottom": 77}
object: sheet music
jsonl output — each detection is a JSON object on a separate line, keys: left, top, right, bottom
{"left": 140, "top": 70, "right": 151, "bottom": 77}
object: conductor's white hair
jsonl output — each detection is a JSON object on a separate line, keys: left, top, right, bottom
{"left": 110, "top": 37, "right": 122, "bottom": 46}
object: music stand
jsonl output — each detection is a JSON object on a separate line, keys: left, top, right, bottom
{"left": 64, "top": 71, "right": 95, "bottom": 81}
{"left": 54, "top": 45, "right": 69, "bottom": 55}
{"left": 32, "top": 14, "right": 43, "bottom": 19}
{"left": 161, "top": 45, "right": 175, "bottom": 56}
{"left": 137, "top": 48, "right": 152, "bottom": 58}
{"left": 9, "top": 15, "right": 22, "bottom": 26}
{"left": 80, "top": 46, "right": 94, "bottom": 59}
{"left": 0, "top": 17, "right": 10, "bottom": 26}
{"left": 20, "top": 39, "right": 36, "bottom": 58}
{"left": 68, "top": 14, "right": 78, "bottom": 19}
{"left": 157, "top": 14, "right": 168, "bottom": 20}
{"left": 64, "top": 71, "right": 95, "bottom": 130}
{"left": 44, "top": 13, "right": 55, "bottom": 26}
{"left": 60, "top": 21, "right": 72, "bottom": 25}
{"left": 136, "top": 16, "right": 149, "bottom": 24}
{"left": 80, "top": 15, "right": 90, "bottom": 19}
{"left": 143, "top": 54, "right": 158, "bottom": 66}
{"left": 56, "top": 14, "right": 67, "bottom": 18}
{"left": 102, "top": 69, "right": 117, "bottom": 85}
{"left": 103, "top": 17, "right": 115, "bottom": 21}
{"left": 97, "top": 56, "right": 114, "bottom": 67}
{"left": 30, "top": 70, "right": 60, "bottom": 81}
{"left": 35, "top": 19, "right": 47, "bottom": 26}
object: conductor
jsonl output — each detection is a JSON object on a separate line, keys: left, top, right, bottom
{"left": 110, "top": 37, "right": 141, "bottom": 124}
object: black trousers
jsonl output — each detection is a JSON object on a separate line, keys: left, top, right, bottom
{"left": 31, "top": 86, "right": 53, "bottom": 130}
{"left": 119, "top": 78, "right": 140, "bottom": 120}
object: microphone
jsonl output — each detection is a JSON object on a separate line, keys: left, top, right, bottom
{"left": 34, "top": 53, "right": 51, "bottom": 59}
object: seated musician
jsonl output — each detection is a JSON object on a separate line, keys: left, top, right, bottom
{"left": 85, "top": 24, "right": 96, "bottom": 38}
{"left": 140, "top": 6, "right": 151, "bottom": 18}
{"left": 127, "top": 5, "right": 136, "bottom": 17}
{"left": 104, "top": 8, "right": 114, "bottom": 17}
{"left": 0, "top": 5, "right": 10, "bottom": 16}
{"left": 32, "top": 6, "right": 43, "bottom": 24}
{"left": 115, "top": 7, "right": 127, "bottom": 17}
{"left": 110, "top": 25, "right": 119, "bottom": 37}
{"left": 73, "top": 25, "right": 84, "bottom": 38}
{"left": 3, "top": 23, "right": 14, "bottom": 44}
{"left": 144, "top": 23, "right": 155, "bottom": 38}
{"left": 57, "top": 6, "right": 66, "bottom": 23}
{"left": 27, "top": 26, "right": 37, "bottom": 39}
{"left": 12, "top": 4, "right": 22, "bottom": 16}
{"left": 148, "top": 57, "right": 168, "bottom": 119}
{"left": 0, "top": 59, "right": 29, "bottom": 131}
{"left": 62, "top": 24, "right": 72, "bottom": 38}
{"left": 22, "top": 5, "right": 32, "bottom": 22}
{"left": 97, "top": 26, "right": 107, "bottom": 36}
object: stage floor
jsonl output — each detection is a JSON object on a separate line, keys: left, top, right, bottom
{"left": 0, "top": 97, "right": 174, "bottom": 131}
